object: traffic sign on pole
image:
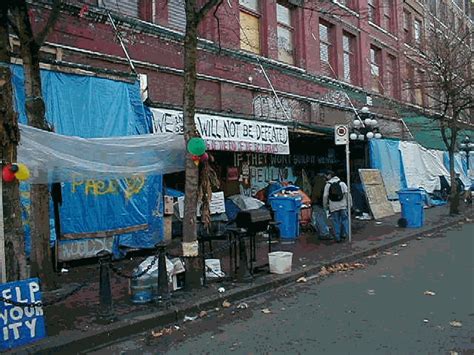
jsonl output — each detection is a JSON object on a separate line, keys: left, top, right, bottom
{"left": 334, "top": 125, "right": 349, "bottom": 145}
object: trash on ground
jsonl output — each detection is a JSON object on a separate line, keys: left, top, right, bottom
{"left": 183, "top": 315, "right": 198, "bottom": 322}
{"left": 61, "top": 268, "right": 69, "bottom": 273}
{"left": 261, "top": 308, "right": 271, "bottom": 314}
{"left": 296, "top": 276, "right": 307, "bottom": 283}
{"left": 375, "top": 221, "right": 382, "bottom": 225}
{"left": 393, "top": 253, "right": 399, "bottom": 256}
{"left": 416, "top": 237, "right": 422, "bottom": 240}
{"left": 383, "top": 251, "right": 392, "bottom": 255}
{"left": 237, "top": 302, "right": 248, "bottom": 309}
{"left": 151, "top": 327, "right": 173, "bottom": 338}
{"left": 423, "top": 319, "right": 429, "bottom": 323}
{"left": 401, "top": 243, "right": 408, "bottom": 247}
{"left": 424, "top": 290, "right": 436, "bottom": 296}
{"left": 222, "top": 300, "right": 231, "bottom": 308}
{"left": 199, "top": 310, "right": 208, "bottom": 318}
{"left": 367, "top": 289, "right": 376, "bottom": 296}
{"left": 218, "top": 287, "right": 226, "bottom": 293}
{"left": 302, "top": 264, "right": 307, "bottom": 268}
{"left": 174, "top": 325, "right": 180, "bottom": 330}
{"left": 449, "top": 320, "right": 462, "bottom": 327}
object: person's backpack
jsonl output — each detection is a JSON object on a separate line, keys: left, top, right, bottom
{"left": 328, "top": 181, "right": 344, "bottom": 202}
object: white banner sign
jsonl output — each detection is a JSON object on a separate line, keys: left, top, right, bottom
{"left": 150, "top": 108, "right": 290, "bottom": 155}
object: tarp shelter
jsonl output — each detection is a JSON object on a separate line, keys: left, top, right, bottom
{"left": 11, "top": 66, "right": 176, "bottom": 259}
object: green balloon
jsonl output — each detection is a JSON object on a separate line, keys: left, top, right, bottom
{"left": 187, "top": 137, "right": 206, "bottom": 156}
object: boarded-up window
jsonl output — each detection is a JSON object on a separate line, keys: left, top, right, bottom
{"left": 370, "top": 46, "right": 382, "bottom": 93}
{"left": 277, "top": 4, "right": 294, "bottom": 65}
{"left": 368, "top": 0, "right": 378, "bottom": 24}
{"left": 240, "top": 0, "right": 260, "bottom": 54}
{"left": 386, "top": 54, "right": 397, "bottom": 98}
{"left": 342, "top": 33, "right": 355, "bottom": 84}
{"left": 98, "top": 0, "right": 138, "bottom": 18}
{"left": 168, "top": 0, "right": 186, "bottom": 32}
{"left": 319, "top": 22, "right": 334, "bottom": 76}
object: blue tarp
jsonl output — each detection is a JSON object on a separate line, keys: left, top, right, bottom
{"left": 369, "top": 139, "right": 406, "bottom": 199}
{"left": 11, "top": 66, "right": 163, "bottom": 258}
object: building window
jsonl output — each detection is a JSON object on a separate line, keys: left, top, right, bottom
{"left": 370, "top": 46, "right": 382, "bottom": 93}
{"left": 276, "top": 4, "right": 294, "bottom": 65}
{"left": 319, "top": 22, "right": 335, "bottom": 77}
{"left": 382, "top": 0, "right": 393, "bottom": 32}
{"left": 403, "top": 10, "right": 412, "bottom": 44}
{"left": 427, "top": 0, "right": 437, "bottom": 15}
{"left": 368, "top": 0, "right": 379, "bottom": 24}
{"left": 98, "top": 0, "right": 138, "bottom": 18}
{"left": 415, "top": 70, "right": 424, "bottom": 105}
{"left": 405, "top": 63, "right": 415, "bottom": 103}
{"left": 239, "top": 0, "right": 261, "bottom": 54}
{"left": 386, "top": 54, "right": 398, "bottom": 98}
{"left": 168, "top": 0, "right": 186, "bottom": 32}
{"left": 342, "top": 33, "right": 356, "bottom": 84}
{"left": 414, "top": 19, "right": 422, "bottom": 47}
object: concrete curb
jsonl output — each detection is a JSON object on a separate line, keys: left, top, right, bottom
{"left": 21, "top": 214, "right": 467, "bottom": 354}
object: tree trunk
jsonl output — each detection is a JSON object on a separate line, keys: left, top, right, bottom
{"left": 14, "top": 0, "right": 57, "bottom": 289}
{"left": 0, "top": 4, "right": 28, "bottom": 281}
{"left": 182, "top": 0, "right": 202, "bottom": 289}
{"left": 448, "top": 148, "right": 460, "bottom": 215}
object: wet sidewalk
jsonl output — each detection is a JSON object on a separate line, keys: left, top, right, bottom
{"left": 20, "top": 204, "right": 473, "bottom": 353}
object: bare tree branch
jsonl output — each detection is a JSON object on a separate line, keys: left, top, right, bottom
{"left": 34, "top": 0, "right": 62, "bottom": 46}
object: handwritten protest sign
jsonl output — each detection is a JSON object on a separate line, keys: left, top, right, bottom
{"left": 0, "top": 278, "right": 46, "bottom": 350}
{"left": 150, "top": 108, "right": 290, "bottom": 155}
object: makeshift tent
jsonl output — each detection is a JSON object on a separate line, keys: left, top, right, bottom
{"left": 11, "top": 66, "right": 172, "bottom": 258}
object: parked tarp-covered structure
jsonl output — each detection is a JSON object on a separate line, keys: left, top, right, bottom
{"left": 11, "top": 66, "right": 170, "bottom": 258}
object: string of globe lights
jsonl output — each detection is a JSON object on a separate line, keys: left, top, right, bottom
{"left": 349, "top": 106, "right": 382, "bottom": 141}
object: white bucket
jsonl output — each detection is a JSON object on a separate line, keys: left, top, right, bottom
{"left": 205, "top": 259, "right": 225, "bottom": 278}
{"left": 268, "top": 251, "right": 293, "bottom": 274}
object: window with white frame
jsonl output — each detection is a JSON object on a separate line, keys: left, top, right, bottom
{"left": 414, "top": 19, "right": 422, "bottom": 46}
{"left": 370, "top": 46, "right": 382, "bottom": 93}
{"left": 319, "top": 22, "right": 335, "bottom": 76}
{"left": 342, "top": 33, "right": 355, "bottom": 84}
{"left": 382, "top": 0, "right": 393, "bottom": 32}
{"left": 368, "top": 0, "right": 379, "bottom": 24}
{"left": 277, "top": 3, "right": 294, "bottom": 65}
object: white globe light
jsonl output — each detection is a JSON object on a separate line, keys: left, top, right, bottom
{"left": 350, "top": 133, "right": 358, "bottom": 140}
{"left": 364, "top": 118, "right": 372, "bottom": 125}
{"left": 460, "top": 151, "right": 466, "bottom": 155}
{"left": 366, "top": 131, "right": 374, "bottom": 139}
{"left": 353, "top": 120, "right": 361, "bottom": 127}
{"left": 361, "top": 106, "right": 370, "bottom": 114}
{"left": 371, "top": 119, "right": 378, "bottom": 126}
{"left": 374, "top": 132, "right": 382, "bottom": 139}
{"left": 468, "top": 143, "right": 474, "bottom": 149}
{"left": 358, "top": 134, "right": 365, "bottom": 141}
{"left": 460, "top": 143, "right": 467, "bottom": 149}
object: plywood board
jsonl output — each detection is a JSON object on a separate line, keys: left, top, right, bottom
{"left": 359, "top": 169, "right": 395, "bottom": 220}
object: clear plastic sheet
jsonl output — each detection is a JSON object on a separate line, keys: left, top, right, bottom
{"left": 17, "top": 124, "right": 186, "bottom": 183}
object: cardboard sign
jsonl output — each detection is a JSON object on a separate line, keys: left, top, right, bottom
{"left": 178, "top": 191, "right": 226, "bottom": 219}
{"left": 150, "top": 108, "right": 290, "bottom": 155}
{"left": 0, "top": 278, "right": 46, "bottom": 350}
{"left": 359, "top": 169, "right": 395, "bottom": 220}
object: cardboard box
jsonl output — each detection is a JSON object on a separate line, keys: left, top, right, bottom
{"left": 164, "top": 196, "right": 174, "bottom": 215}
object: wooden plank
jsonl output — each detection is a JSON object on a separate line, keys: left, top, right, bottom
{"left": 359, "top": 169, "right": 395, "bottom": 220}
{"left": 61, "top": 223, "right": 148, "bottom": 240}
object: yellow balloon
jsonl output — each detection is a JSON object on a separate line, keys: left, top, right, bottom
{"left": 14, "top": 163, "right": 30, "bottom": 181}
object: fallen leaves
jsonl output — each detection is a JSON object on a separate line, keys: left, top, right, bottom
{"left": 317, "top": 262, "right": 366, "bottom": 277}
{"left": 449, "top": 320, "right": 463, "bottom": 328}
{"left": 423, "top": 291, "right": 436, "bottom": 296}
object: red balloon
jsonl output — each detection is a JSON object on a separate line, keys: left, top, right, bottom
{"left": 200, "top": 153, "right": 209, "bottom": 162}
{"left": 2, "top": 165, "right": 16, "bottom": 182}
{"left": 191, "top": 155, "right": 200, "bottom": 161}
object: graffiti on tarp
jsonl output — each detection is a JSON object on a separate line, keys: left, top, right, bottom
{"left": 253, "top": 94, "right": 307, "bottom": 121}
{"left": 71, "top": 175, "right": 145, "bottom": 199}
{"left": 233, "top": 152, "right": 339, "bottom": 167}
{"left": 58, "top": 238, "right": 114, "bottom": 261}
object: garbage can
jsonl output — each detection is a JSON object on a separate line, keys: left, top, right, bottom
{"left": 397, "top": 188, "right": 424, "bottom": 228}
{"left": 269, "top": 186, "right": 302, "bottom": 240}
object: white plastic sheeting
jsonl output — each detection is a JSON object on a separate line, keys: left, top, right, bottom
{"left": 17, "top": 124, "right": 186, "bottom": 184}
{"left": 399, "top": 141, "right": 450, "bottom": 193}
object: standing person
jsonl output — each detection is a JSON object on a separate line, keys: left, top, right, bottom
{"left": 311, "top": 172, "right": 331, "bottom": 239}
{"left": 323, "top": 171, "right": 350, "bottom": 243}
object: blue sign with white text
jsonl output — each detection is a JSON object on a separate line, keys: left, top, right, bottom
{"left": 0, "top": 278, "right": 46, "bottom": 350}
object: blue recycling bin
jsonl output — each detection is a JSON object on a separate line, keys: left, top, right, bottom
{"left": 269, "top": 186, "right": 302, "bottom": 240}
{"left": 397, "top": 188, "right": 424, "bottom": 228}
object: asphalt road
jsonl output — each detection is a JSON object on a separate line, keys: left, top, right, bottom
{"left": 91, "top": 222, "right": 474, "bottom": 355}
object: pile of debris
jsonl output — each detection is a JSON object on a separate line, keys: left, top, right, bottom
{"left": 318, "top": 262, "right": 365, "bottom": 277}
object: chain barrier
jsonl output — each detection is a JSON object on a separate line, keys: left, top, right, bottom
{"left": 202, "top": 238, "right": 237, "bottom": 259}
{"left": 0, "top": 282, "right": 87, "bottom": 308}
{"left": 108, "top": 253, "right": 159, "bottom": 280}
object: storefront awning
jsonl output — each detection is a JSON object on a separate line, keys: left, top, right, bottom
{"left": 150, "top": 108, "right": 290, "bottom": 155}
{"left": 403, "top": 116, "right": 474, "bottom": 150}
